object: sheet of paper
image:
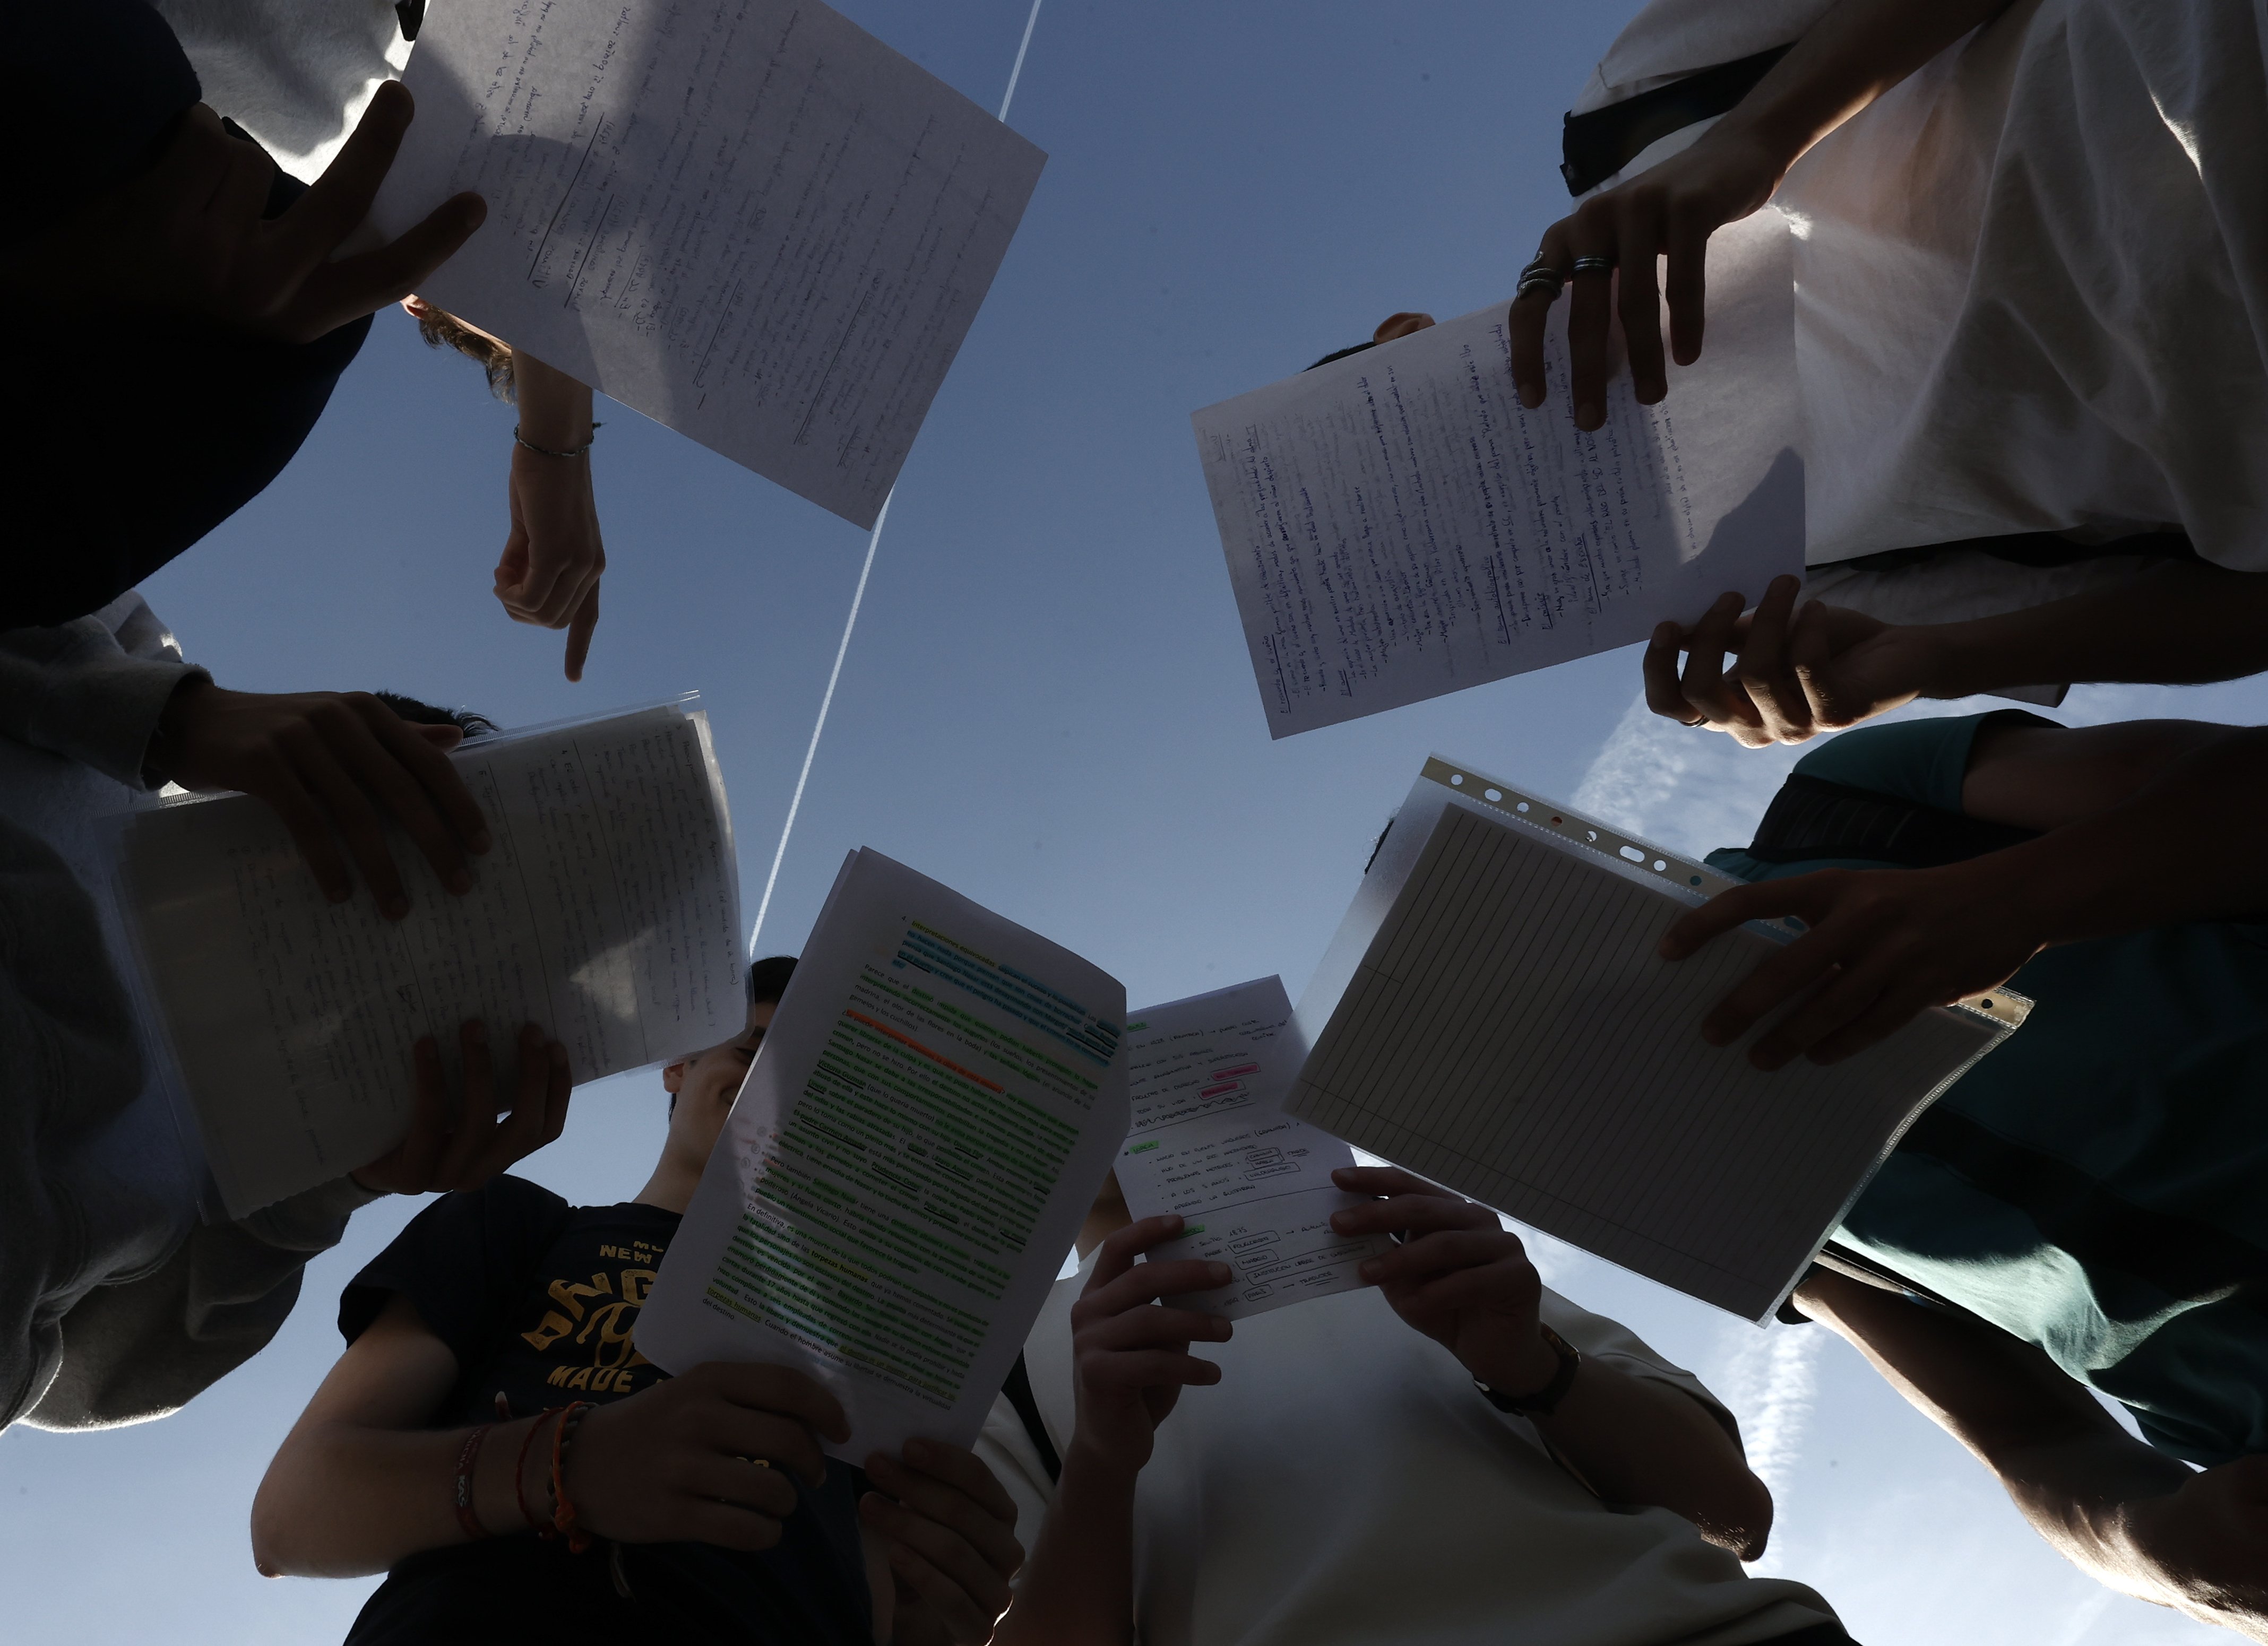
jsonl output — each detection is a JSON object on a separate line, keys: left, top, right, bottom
{"left": 1288, "top": 757, "right": 2028, "bottom": 1322}
{"left": 370, "top": 0, "right": 1046, "bottom": 529}
{"left": 1116, "top": 977, "right": 1389, "bottom": 1321}
{"left": 637, "top": 847, "right": 1128, "bottom": 1460}
{"left": 120, "top": 705, "right": 744, "bottom": 1217}
{"left": 1194, "top": 209, "right": 1801, "bottom": 737}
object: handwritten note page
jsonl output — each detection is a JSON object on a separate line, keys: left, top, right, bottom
{"left": 1117, "top": 977, "right": 1389, "bottom": 1321}
{"left": 637, "top": 847, "right": 1128, "bottom": 1460}
{"left": 1194, "top": 210, "right": 1800, "bottom": 737}
{"left": 370, "top": 0, "right": 1046, "bottom": 529}
{"left": 123, "top": 706, "right": 744, "bottom": 1218}
{"left": 1287, "top": 760, "right": 2017, "bottom": 1321}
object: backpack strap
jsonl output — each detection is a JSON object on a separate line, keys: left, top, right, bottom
{"left": 1744, "top": 774, "right": 2038, "bottom": 869}
{"left": 1001, "top": 1352, "right": 1060, "bottom": 1484}
{"left": 1559, "top": 44, "right": 1794, "bottom": 196}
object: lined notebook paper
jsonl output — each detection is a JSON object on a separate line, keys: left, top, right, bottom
{"left": 1287, "top": 758, "right": 2026, "bottom": 1321}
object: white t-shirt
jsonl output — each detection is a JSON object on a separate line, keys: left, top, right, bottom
{"left": 977, "top": 1256, "right": 1842, "bottom": 1646}
{"left": 151, "top": 0, "right": 411, "bottom": 181}
{"left": 1574, "top": 0, "right": 2268, "bottom": 577}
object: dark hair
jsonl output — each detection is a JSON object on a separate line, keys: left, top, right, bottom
{"left": 670, "top": 956, "right": 797, "bottom": 1115}
{"left": 748, "top": 955, "right": 797, "bottom": 1006}
{"left": 1306, "top": 340, "right": 1378, "bottom": 371}
{"left": 413, "top": 304, "right": 516, "bottom": 403}
{"left": 374, "top": 691, "right": 498, "bottom": 740}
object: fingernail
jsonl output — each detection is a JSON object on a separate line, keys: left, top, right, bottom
{"left": 467, "top": 1021, "right": 487, "bottom": 1042}
{"left": 329, "top": 886, "right": 351, "bottom": 905}
{"left": 472, "top": 830, "right": 493, "bottom": 852}
{"left": 1208, "top": 1263, "right": 1230, "bottom": 1284}
{"left": 1577, "top": 403, "right": 1600, "bottom": 425}
{"left": 384, "top": 896, "right": 409, "bottom": 920}
{"left": 449, "top": 871, "right": 473, "bottom": 895}
{"left": 1163, "top": 1215, "right": 1184, "bottom": 1231}
{"left": 1359, "top": 1260, "right": 1381, "bottom": 1280}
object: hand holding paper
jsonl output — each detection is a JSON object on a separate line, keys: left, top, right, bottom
{"left": 1330, "top": 1166, "right": 1559, "bottom": 1397}
{"left": 1288, "top": 755, "right": 2025, "bottom": 1320}
{"left": 1194, "top": 209, "right": 1801, "bottom": 737}
{"left": 1113, "top": 977, "right": 1388, "bottom": 1320}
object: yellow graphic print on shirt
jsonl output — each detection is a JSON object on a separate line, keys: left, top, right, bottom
{"left": 519, "top": 1236, "right": 668, "bottom": 1397}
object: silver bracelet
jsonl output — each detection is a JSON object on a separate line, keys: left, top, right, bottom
{"left": 513, "top": 421, "right": 602, "bottom": 460}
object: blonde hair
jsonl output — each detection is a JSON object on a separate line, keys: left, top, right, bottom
{"left": 413, "top": 306, "right": 516, "bottom": 402}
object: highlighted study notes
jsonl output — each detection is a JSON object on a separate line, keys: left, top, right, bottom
{"left": 1193, "top": 209, "right": 1801, "bottom": 737}
{"left": 637, "top": 848, "right": 1127, "bottom": 1460}
{"left": 370, "top": 0, "right": 1045, "bottom": 529}
{"left": 1116, "top": 977, "right": 1389, "bottom": 1321}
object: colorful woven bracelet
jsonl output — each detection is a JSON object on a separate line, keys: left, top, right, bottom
{"left": 550, "top": 1400, "right": 598, "bottom": 1554}
{"left": 517, "top": 1409, "right": 563, "bottom": 1534}
{"left": 452, "top": 1423, "right": 495, "bottom": 1541}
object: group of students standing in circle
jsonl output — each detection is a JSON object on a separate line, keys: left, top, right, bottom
{"left": 5, "top": 0, "right": 2267, "bottom": 1641}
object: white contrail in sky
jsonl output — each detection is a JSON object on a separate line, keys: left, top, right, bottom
{"left": 748, "top": 1, "right": 1048, "bottom": 955}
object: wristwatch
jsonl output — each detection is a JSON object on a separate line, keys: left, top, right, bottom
{"left": 1474, "top": 1324, "right": 1582, "bottom": 1417}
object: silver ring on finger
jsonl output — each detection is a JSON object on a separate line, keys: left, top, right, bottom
{"left": 1571, "top": 255, "right": 1615, "bottom": 277}
{"left": 1515, "top": 271, "right": 1564, "bottom": 302}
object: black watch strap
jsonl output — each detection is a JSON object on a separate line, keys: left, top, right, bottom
{"left": 1474, "top": 1324, "right": 1582, "bottom": 1417}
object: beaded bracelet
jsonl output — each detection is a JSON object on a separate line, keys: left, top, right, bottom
{"left": 550, "top": 1400, "right": 598, "bottom": 1553}
{"left": 452, "top": 1423, "right": 495, "bottom": 1541}
{"left": 516, "top": 1409, "right": 563, "bottom": 1534}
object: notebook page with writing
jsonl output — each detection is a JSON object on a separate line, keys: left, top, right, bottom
{"left": 120, "top": 703, "right": 744, "bottom": 1217}
{"left": 1287, "top": 759, "right": 2025, "bottom": 1320}
{"left": 1193, "top": 209, "right": 1799, "bottom": 738}
{"left": 368, "top": 0, "right": 1046, "bottom": 529}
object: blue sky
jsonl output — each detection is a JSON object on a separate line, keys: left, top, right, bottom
{"left": 1, "top": 1, "right": 2252, "bottom": 1639}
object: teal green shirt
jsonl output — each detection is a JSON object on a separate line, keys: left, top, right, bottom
{"left": 1708, "top": 715, "right": 2268, "bottom": 1466}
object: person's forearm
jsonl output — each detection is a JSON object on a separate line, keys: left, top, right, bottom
{"left": 1793, "top": 1272, "right": 2193, "bottom": 1589}
{"left": 1711, "top": 0, "right": 2014, "bottom": 176}
{"left": 1524, "top": 1360, "right": 1773, "bottom": 1558}
{"left": 252, "top": 1414, "right": 550, "bottom": 1576}
{"left": 1970, "top": 725, "right": 2268, "bottom": 939}
{"left": 512, "top": 352, "right": 594, "bottom": 449}
{"left": 991, "top": 1450, "right": 1137, "bottom": 1646}
{"left": 1917, "top": 561, "right": 2268, "bottom": 698}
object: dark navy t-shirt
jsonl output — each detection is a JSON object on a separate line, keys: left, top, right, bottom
{"left": 338, "top": 1176, "right": 873, "bottom": 1646}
